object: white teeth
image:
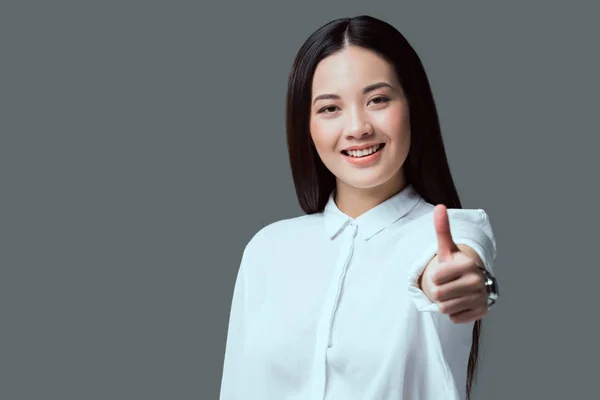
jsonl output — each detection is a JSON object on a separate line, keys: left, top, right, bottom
{"left": 346, "top": 144, "right": 382, "bottom": 158}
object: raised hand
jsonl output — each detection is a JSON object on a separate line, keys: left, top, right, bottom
{"left": 420, "top": 205, "right": 489, "bottom": 324}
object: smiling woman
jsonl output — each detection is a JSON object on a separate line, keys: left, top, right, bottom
{"left": 309, "top": 45, "right": 411, "bottom": 209}
{"left": 220, "top": 15, "right": 499, "bottom": 400}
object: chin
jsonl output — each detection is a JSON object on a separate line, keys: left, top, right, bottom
{"left": 338, "top": 172, "right": 398, "bottom": 190}
{"left": 333, "top": 162, "right": 406, "bottom": 191}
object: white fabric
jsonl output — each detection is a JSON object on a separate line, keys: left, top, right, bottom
{"left": 219, "top": 185, "right": 497, "bottom": 400}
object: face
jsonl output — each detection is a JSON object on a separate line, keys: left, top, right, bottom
{"left": 309, "top": 45, "right": 410, "bottom": 194}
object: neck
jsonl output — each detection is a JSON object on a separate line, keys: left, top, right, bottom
{"left": 334, "top": 172, "right": 406, "bottom": 219}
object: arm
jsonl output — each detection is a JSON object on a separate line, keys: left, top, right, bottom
{"left": 219, "top": 259, "right": 248, "bottom": 399}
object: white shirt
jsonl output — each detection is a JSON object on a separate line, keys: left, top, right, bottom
{"left": 219, "top": 185, "right": 496, "bottom": 400}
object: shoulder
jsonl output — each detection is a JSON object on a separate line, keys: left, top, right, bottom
{"left": 447, "top": 208, "right": 492, "bottom": 226}
{"left": 250, "top": 213, "right": 321, "bottom": 244}
{"left": 242, "top": 213, "right": 323, "bottom": 260}
{"left": 405, "top": 200, "right": 496, "bottom": 249}
{"left": 423, "top": 201, "right": 497, "bottom": 261}
{"left": 446, "top": 208, "right": 495, "bottom": 247}
{"left": 409, "top": 200, "right": 493, "bottom": 232}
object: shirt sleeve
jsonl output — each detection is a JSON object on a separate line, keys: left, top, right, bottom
{"left": 407, "top": 208, "right": 497, "bottom": 313}
{"left": 219, "top": 249, "right": 250, "bottom": 400}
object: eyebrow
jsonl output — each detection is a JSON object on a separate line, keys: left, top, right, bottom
{"left": 312, "top": 82, "right": 395, "bottom": 105}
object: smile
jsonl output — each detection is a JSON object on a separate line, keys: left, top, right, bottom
{"left": 341, "top": 143, "right": 385, "bottom": 166}
{"left": 341, "top": 143, "right": 385, "bottom": 158}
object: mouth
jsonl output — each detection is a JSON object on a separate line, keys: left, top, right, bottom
{"left": 341, "top": 143, "right": 385, "bottom": 158}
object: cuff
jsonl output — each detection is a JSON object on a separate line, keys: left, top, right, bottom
{"left": 448, "top": 209, "right": 497, "bottom": 274}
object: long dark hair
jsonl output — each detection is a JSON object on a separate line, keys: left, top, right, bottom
{"left": 285, "top": 15, "right": 481, "bottom": 399}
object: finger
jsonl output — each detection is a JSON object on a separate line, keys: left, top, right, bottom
{"left": 449, "top": 308, "right": 488, "bottom": 324}
{"left": 438, "top": 292, "right": 484, "bottom": 314}
{"left": 434, "top": 204, "right": 458, "bottom": 262}
{"left": 434, "top": 272, "right": 486, "bottom": 302}
{"left": 432, "top": 255, "right": 476, "bottom": 285}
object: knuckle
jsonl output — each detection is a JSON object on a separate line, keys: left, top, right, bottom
{"left": 472, "top": 291, "right": 484, "bottom": 301}
{"left": 468, "top": 273, "right": 483, "bottom": 286}
{"left": 431, "top": 271, "right": 441, "bottom": 284}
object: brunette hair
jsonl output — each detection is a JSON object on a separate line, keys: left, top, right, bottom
{"left": 285, "top": 15, "right": 481, "bottom": 399}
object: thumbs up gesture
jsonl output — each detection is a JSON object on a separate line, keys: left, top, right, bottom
{"left": 419, "top": 205, "right": 489, "bottom": 324}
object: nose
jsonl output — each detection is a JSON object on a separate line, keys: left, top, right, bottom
{"left": 346, "top": 107, "right": 374, "bottom": 139}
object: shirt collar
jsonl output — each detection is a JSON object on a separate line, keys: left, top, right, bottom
{"left": 323, "top": 184, "right": 422, "bottom": 240}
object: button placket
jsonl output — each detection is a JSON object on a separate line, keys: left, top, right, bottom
{"left": 327, "top": 222, "right": 358, "bottom": 348}
{"left": 311, "top": 222, "right": 359, "bottom": 400}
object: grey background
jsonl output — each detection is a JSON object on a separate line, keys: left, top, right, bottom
{"left": 2, "top": 1, "right": 598, "bottom": 399}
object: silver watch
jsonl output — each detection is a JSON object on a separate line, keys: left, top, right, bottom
{"left": 479, "top": 267, "right": 499, "bottom": 308}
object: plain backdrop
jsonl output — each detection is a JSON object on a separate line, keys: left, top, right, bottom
{"left": 2, "top": 1, "right": 598, "bottom": 399}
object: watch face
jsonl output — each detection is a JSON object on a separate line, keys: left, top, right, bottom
{"left": 482, "top": 270, "right": 499, "bottom": 300}
{"left": 478, "top": 267, "right": 499, "bottom": 305}
{"left": 487, "top": 276, "right": 499, "bottom": 300}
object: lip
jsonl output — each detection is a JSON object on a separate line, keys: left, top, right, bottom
{"left": 342, "top": 143, "right": 385, "bottom": 167}
{"left": 342, "top": 142, "right": 385, "bottom": 152}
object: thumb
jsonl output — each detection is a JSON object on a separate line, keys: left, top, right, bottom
{"left": 434, "top": 204, "right": 458, "bottom": 261}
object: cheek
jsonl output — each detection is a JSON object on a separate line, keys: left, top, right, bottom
{"left": 310, "top": 118, "right": 339, "bottom": 153}
{"left": 375, "top": 105, "right": 410, "bottom": 140}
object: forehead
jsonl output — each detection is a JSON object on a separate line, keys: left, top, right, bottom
{"left": 312, "top": 46, "right": 399, "bottom": 92}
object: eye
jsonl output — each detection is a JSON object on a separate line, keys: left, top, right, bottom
{"left": 368, "top": 96, "right": 390, "bottom": 106}
{"left": 318, "top": 105, "right": 340, "bottom": 114}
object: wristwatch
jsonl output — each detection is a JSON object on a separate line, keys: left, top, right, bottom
{"left": 479, "top": 267, "right": 499, "bottom": 309}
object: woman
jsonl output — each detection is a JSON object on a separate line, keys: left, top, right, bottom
{"left": 220, "top": 15, "right": 499, "bottom": 400}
